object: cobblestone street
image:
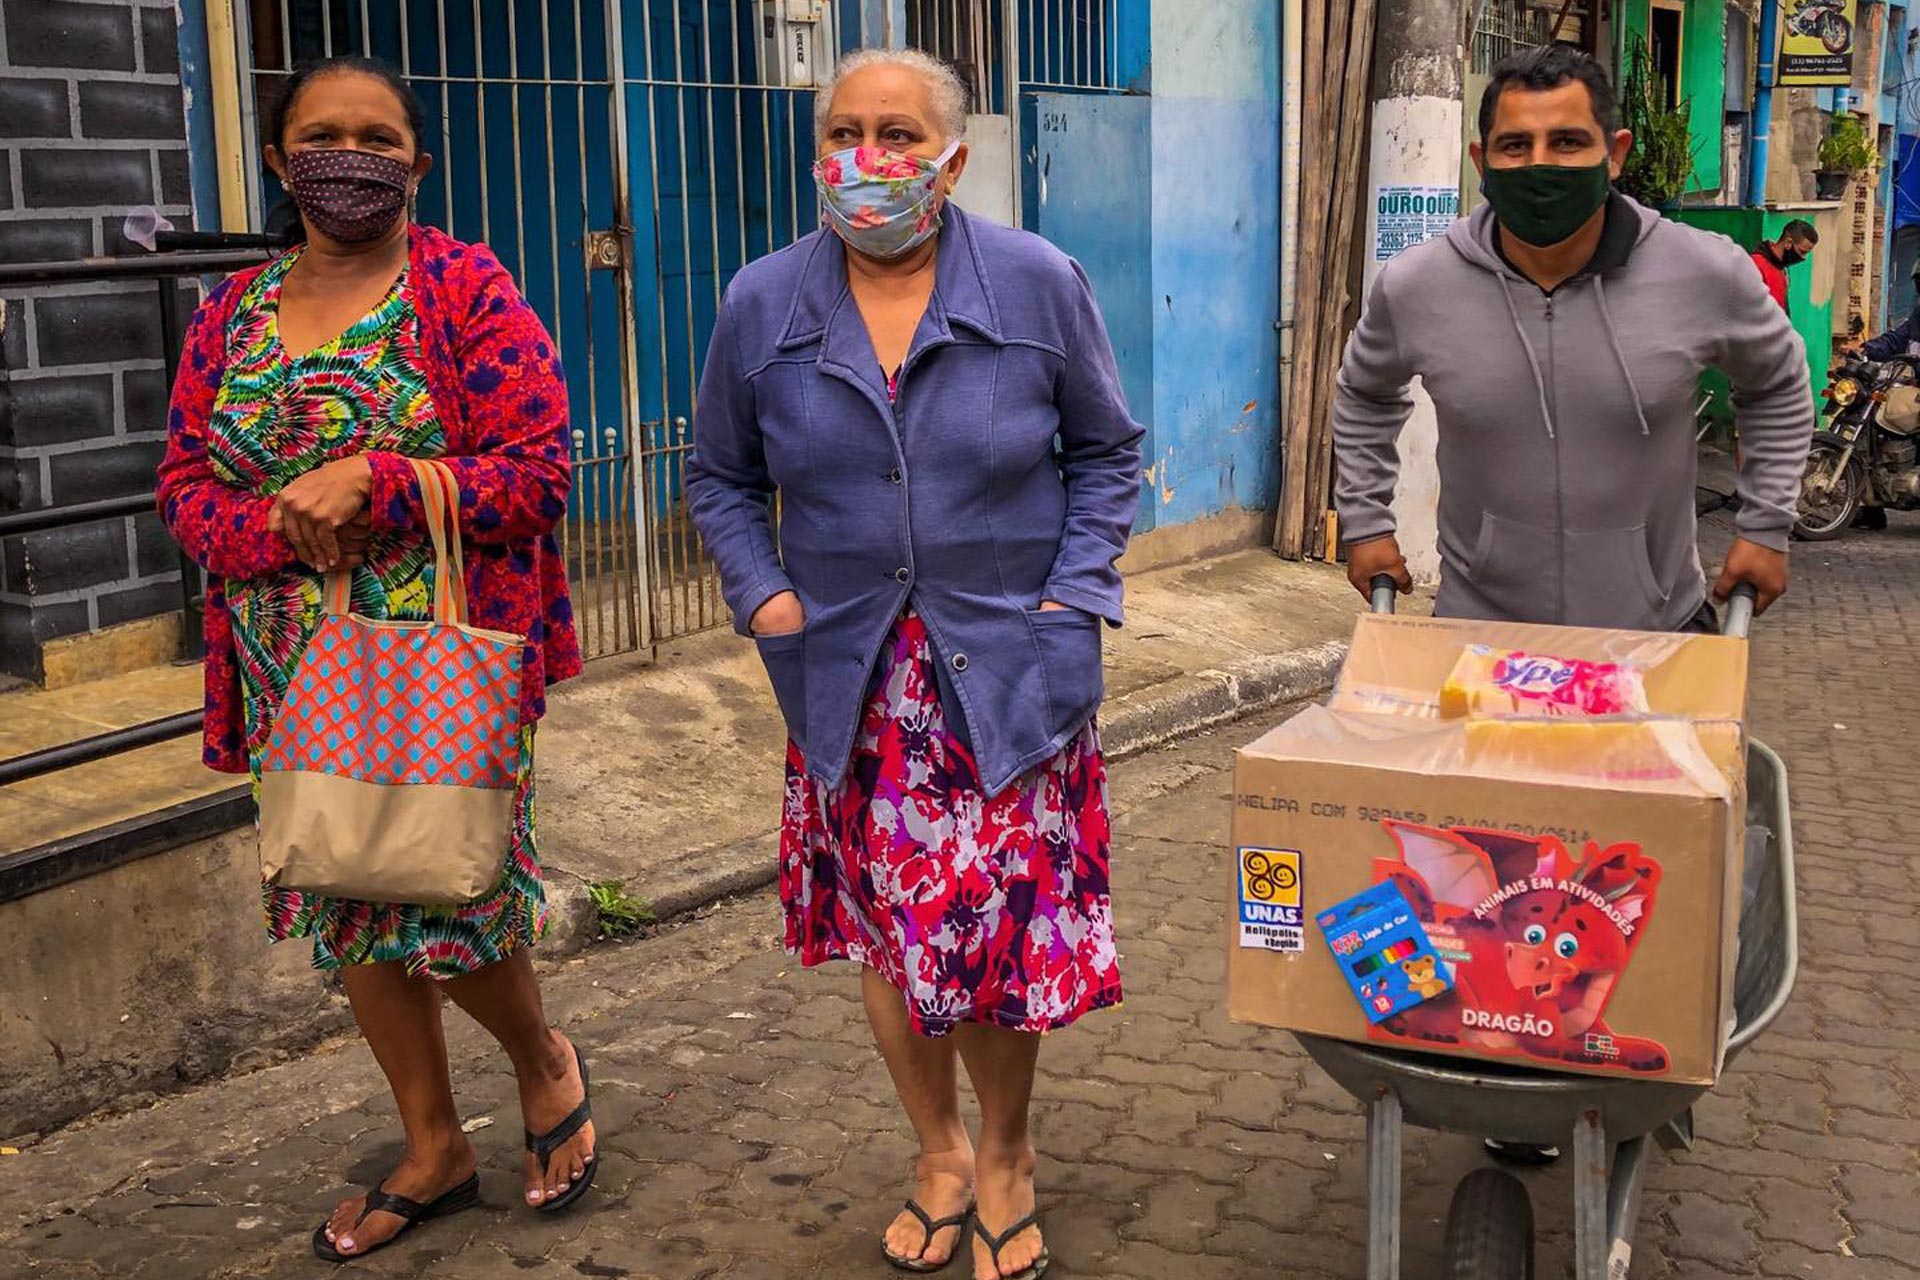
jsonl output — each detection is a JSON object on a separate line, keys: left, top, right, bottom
{"left": 5, "top": 514, "right": 1918, "bottom": 1280}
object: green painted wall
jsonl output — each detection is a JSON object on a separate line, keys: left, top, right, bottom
{"left": 1619, "top": 0, "right": 1728, "bottom": 195}
{"left": 1683, "top": 0, "right": 1726, "bottom": 193}
{"left": 1675, "top": 206, "right": 1831, "bottom": 424}
{"left": 1623, "top": 0, "right": 1650, "bottom": 48}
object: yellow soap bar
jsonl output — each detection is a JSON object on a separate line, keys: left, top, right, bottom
{"left": 1462, "top": 717, "right": 1711, "bottom": 786}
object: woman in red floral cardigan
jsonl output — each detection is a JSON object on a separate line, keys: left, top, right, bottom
{"left": 158, "top": 57, "right": 592, "bottom": 1261}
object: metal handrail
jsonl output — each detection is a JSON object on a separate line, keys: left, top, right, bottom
{"left": 0, "top": 493, "right": 157, "bottom": 538}
{"left": 0, "top": 247, "right": 273, "bottom": 286}
{"left": 0, "top": 246, "right": 277, "bottom": 895}
{"left": 0, "top": 713, "right": 205, "bottom": 787}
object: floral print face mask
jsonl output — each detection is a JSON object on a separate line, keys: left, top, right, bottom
{"left": 812, "top": 140, "right": 961, "bottom": 260}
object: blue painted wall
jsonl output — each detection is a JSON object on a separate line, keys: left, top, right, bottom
{"left": 1029, "top": 93, "right": 1155, "bottom": 528}
{"left": 178, "top": 1, "right": 221, "bottom": 229}
{"left": 1025, "top": 1, "right": 1281, "bottom": 536}
{"left": 1144, "top": 0, "right": 1282, "bottom": 528}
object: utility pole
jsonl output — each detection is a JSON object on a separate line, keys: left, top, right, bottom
{"left": 1359, "top": 0, "right": 1471, "bottom": 582}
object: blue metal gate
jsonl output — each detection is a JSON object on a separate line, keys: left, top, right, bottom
{"left": 237, "top": 0, "right": 646, "bottom": 655}
{"left": 622, "top": 0, "right": 850, "bottom": 639}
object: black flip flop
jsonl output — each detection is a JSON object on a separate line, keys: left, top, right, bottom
{"left": 525, "top": 1041, "right": 596, "bottom": 1213}
{"left": 883, "top": 1199, "right": 975, "bottom": 1272}
{"left": 971, "top": 1212, "right": 1050, "bottom": 1280}
{"left": 310, "top": 1172, "right": 481, "bottom": 1263}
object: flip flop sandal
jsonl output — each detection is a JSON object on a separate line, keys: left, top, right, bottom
{"left": 882, "top": 1199, "right": 975, "bottom": 1272}
{"left": 525, "top": 1041, "right": 597, "bottom": 1214}
{"left": 310, "top": 1172, "right": 481, "bottom": 1263}
{"left": 972, "top": 1212, "right": 1050, "bottom": 1280}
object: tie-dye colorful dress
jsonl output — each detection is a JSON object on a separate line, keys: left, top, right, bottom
{"left": 207, "top": 249, "right": 544, "bottom": 980}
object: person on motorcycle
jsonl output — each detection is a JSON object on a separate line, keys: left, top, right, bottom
{"left": 1334, "top": 45, "right": 1813, "bottom": 637}
{"left": 1857, "top": 258, "right": 1920, "bottom": 361}
{"left": 1832, "top": 262, "right": 1920, "bottom": 531}
{"left": 1751, "top": 219, "right": 1818, "bottom": 315}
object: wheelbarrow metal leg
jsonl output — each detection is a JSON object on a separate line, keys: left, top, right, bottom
{"left": 1655, "top": 1106, "right": 1694, "bottom": 1152}
{"left": 1605, "top": 1134, "right": 1651, "bottom": 1277}
{"left": 1366, "top": 1089, "right": 1402, "bottom": 1280}
{"left": 1573, "top": 1110, "right": 1610, "bottom": 1280}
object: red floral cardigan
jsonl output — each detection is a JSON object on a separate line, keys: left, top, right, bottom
{"left": 158, "top": 224, "right": 582, "bottom": 774}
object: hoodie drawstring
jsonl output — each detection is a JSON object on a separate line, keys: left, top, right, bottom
{"left": 1593, "top": 276, "right": 1652, "bottom": 436}
{"left": 1495, "top": 274, "right": 1558, "bottom": 439}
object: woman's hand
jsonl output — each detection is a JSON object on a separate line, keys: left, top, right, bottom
{"left": 749, "top": 590, "right": 805, "bottom": 637}
{"left": 331, "top": 510, "right": 374, "bottom": 572}
{"left": 271, "top": 456, "right": 373, "bottom": 572}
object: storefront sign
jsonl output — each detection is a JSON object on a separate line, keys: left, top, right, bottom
{"left": 1778, "top": 0, "right": 1858, "bottom": 87}
{"left": 1373, "top": 185, "right": 1459, "bottom": 261}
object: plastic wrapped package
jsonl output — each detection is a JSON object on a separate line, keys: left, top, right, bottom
{"left": 1333, "top": 615, "right": 1745, "bottom": 724}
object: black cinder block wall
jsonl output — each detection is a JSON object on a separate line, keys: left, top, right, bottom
{"left": 0, "top": 0, "right": 197, "bottom": 682}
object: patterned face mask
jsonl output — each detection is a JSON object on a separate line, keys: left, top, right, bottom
{"left": 812, "top": 141, "right": 961, "bottom": 260}
{"left": 283, "top": 148, "right": 412, "bottom": 244}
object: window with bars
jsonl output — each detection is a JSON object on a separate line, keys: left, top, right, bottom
{"left": 1471, "top": 0, "right": 1599, "bottom": 75}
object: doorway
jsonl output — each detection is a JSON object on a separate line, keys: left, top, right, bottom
{"left": 1650, "top": 0, "right": 1686, "bottom": 111}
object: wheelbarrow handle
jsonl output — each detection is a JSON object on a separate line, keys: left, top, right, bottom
{"left": 1369, "top": 575, "right": 1758, "bottom": 635}
{"left": 1722, "top": 583, "right": 1758, "bottom": 640}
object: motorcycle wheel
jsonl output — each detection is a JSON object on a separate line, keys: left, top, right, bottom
{"left": 1822, "top": 14, "right": 1852, "bottom": 53}
{"left": 1794, "top": 437, "right": 1864, "bottom": 541}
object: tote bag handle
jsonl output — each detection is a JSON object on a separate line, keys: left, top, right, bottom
{"left": 323, "top": 458, "right": 467, "bottom": 623}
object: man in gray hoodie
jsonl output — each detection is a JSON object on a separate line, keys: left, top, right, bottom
{"left": 1335, "top": 46, "right": 1813, "bottom": 629}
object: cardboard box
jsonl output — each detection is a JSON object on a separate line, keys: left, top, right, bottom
{"left": 1227, "top": 614, "right": 1747, "bottom": 1085}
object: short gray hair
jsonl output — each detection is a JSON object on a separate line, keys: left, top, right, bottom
{"left": 813, "top": 47, "right": 970, "bottom": 147}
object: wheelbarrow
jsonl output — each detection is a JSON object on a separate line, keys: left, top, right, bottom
{"left": 1295, "top": 581, "right": 1798, "bottom": 1279}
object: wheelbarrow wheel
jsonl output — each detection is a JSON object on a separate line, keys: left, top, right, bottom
{"left": 1444, "top": 1168, "right": 1535, "bottom": 1280}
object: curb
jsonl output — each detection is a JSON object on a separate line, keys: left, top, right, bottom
{"left": 550, "top": 638, "right": 1351, "bottom": 951}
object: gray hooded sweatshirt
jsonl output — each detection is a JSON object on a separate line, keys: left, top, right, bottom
{"left": 1333, "top": 195, "right": 1814, "bottom": 630}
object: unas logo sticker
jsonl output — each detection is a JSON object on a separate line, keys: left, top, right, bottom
{"left": 1237, "top": 846, "right": 1304, "bottom": 953}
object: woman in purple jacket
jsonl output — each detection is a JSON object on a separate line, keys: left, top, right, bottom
{"left": 687, "top": 47, "right": 1143, "bottom": 1280}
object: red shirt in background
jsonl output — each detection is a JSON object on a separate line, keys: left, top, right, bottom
{"left": 1751, "top": 247, "right": 1790, "bottom": 311}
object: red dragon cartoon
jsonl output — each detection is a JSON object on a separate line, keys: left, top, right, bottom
{"left": 1370, "top": 820, "right": 1669, "bottom": 1073}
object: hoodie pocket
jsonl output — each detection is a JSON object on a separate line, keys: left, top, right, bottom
{"left": 1466, "top": 514, "right": 1667, "bottom": 628}
{"left": 1467, "top": 512, "right": 1555, "bottom": 618}
{"left": 1563, "top": 524, "right": 1668, "bottom": 629}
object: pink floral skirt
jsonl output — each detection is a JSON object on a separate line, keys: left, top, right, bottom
{"left": 780, "top": 612, "right": 1122, "bottom": 1036}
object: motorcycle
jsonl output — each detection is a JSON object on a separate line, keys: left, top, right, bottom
{"left": 1786, "top": 0, "right": 1853, "bottom": 54}
{"left": 1794, "top": 354, "right": 1920, "bottom": 540}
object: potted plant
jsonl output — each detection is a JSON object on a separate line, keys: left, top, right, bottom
{"left": 1816, "top": 115, "right": 1877, "bottom": 199}
{"left": 1617, "top": 35, "right": 1697, "bottom": 209}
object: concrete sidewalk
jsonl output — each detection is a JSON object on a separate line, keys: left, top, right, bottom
{"left": 532, "top": 548, "right": 1368, "bottom": 948}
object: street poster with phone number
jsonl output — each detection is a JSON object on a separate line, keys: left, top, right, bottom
{"left": 1373, "top": 185, "right": 1460, "bottom": 261}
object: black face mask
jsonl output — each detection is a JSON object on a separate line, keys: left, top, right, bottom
{"left": 1779, "top": 247, "right": 1807, "bottom": 268}
{"left": 1479, "top": 160, "right": 1612, "bottom": 248}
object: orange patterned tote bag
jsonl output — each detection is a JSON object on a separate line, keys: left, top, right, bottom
{"left": 258, "top": 457, "right": 525, "bottom": 904}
